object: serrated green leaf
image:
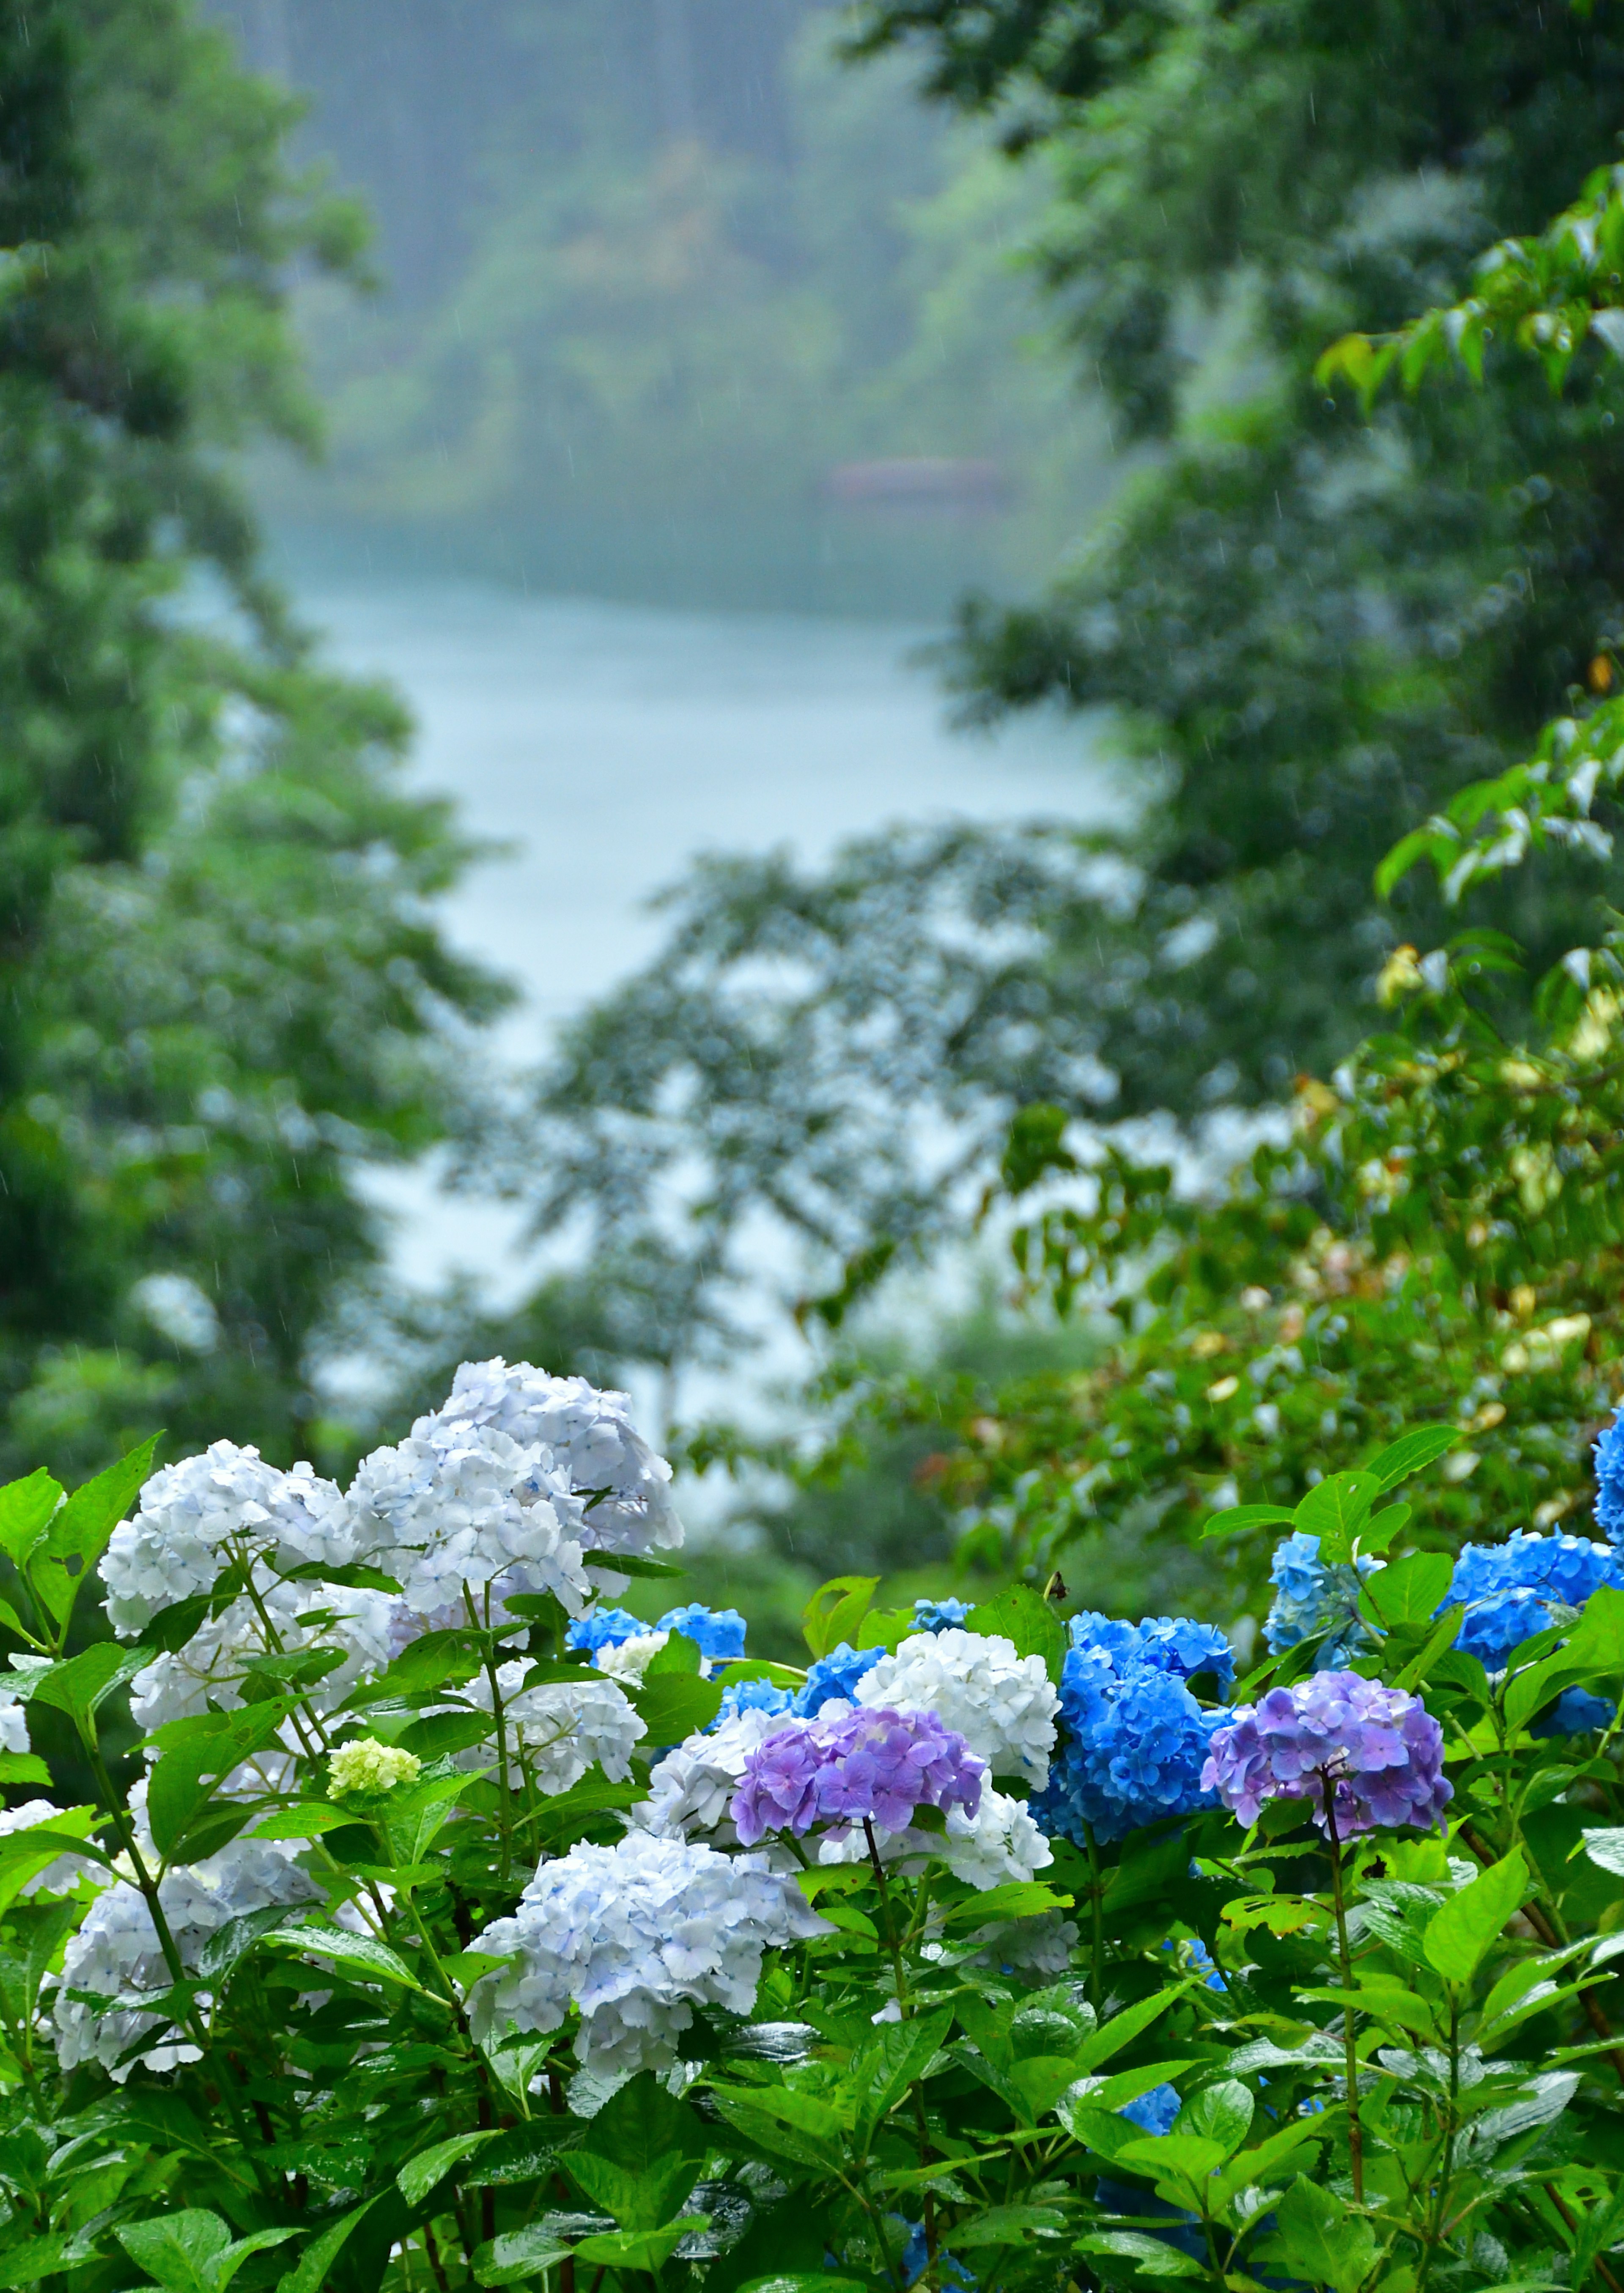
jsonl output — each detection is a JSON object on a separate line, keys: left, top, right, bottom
{"left": 1425, "top": 1850, "right": 1527, "bottom": 1985}
{"left": 1364, "top": 1426, "right": 1461, "bottom": 1491}
{"left": 32, "top": 1437, "right": 160, "bottom": 1633}
{"left": 1200, "top": 1504, "right": 1297, "bottom": 1543}
{"left": 398, "top": 2129, "right": 500, "bottom": 2207}
{"left": 260, "top": 1921, "right": 439, "bottom": 1998}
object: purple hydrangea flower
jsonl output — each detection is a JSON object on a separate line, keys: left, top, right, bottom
{"left": 656, "top": 1603, "right": 748, "bottom": 1662}
{"left": 1202, "top": 1670, "right": 1451, "bottom": 1839}
{"left": 731, "top": 1706, "right": 984, "bottom": 1845}
{"left": 793, "top": 1640, "right": 884, "bottom": 1718}
{"left": 1595, "top": 1402, "right": 1624, "bottom": 1543}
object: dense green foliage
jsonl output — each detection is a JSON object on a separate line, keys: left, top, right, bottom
{"left": 0, "top": 0, "right": 507, "bottom": 1482}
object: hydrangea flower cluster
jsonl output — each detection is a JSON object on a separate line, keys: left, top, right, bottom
{"left": 54, "top": 1836, "right": 324, "bottom": 2080}
{"left": 1446, "top": 1530, "right": 1624, "bottom": 1668}
{"left": 565, "top": 1606, "right": 645, "bottom": 1654}
{"left": 854, "top": 1630, "right": 1059, "bottom": 1788}
{"left": 632, "top": 1707, "right": 807, "bottom": 1848}
{"left": 1594, "top": 1399, "right": 1624, "bottom": 1543}
{"left": 466, "top": 1832, "right": 826, "bottom": 2074}
{"left": 732, "top": 1707, "right": 985, "bottom": 1844}
{"left": 455, "top": 1663, "right": 645, "bottom": 1793}
{"left": 817, "top": 1782, "right": 1053, "bottom": 1891}
{"left": 713, "top": 1676, "right": 794, "bottom": 1728}
{"left": 418, "top": 1358, "right": 681, "bottom": 1556}
{"left": 100, "top": 1444, "right": 348, "bottom": 1636}
{"left": 794, "top": 1641, "right": 883, "bottom": 1717}
{"left": 1032, "top": 1614, "right": 1229, "bottom": 1845}
{"left": 1264, "top": 1530, "right": 1378, "bottom": 1667}
{"left": 1203, "top": 1670, "right": 1452, "bottom": 1838}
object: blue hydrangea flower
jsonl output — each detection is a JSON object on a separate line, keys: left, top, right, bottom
{"left": 656, "top": 1603, "right": 748, "bottom": 1662}
{"left": 711, "top": 1677, "right": 794, "bottom": 1730}
{"left": 1120, "top": 2083, "right": 1181, "bottom": 2136}
{"left": 900, "top": 2223, "right": 975, "bottom": 2290}
{"left": 1264, "top": 1531, "right": 1377, "bottom": 1668}
{"left": 1596, "top": 1402, "right": 1624, "bottom": 1543}
{"left": 912, "top": 1597, "right": 972, "bottom": 1634}
{"left": 565, "top": 1606, "right": 646, "bottom": 1654}
{"left": 1069, "top": 1610, "right": 1235, "bottom": 1693}
{"left": 1033, "top": 1643, "right": 1223, "bottom": 1846}
{"left": 1447, "top": 1530, "right": 1624, "bottom": 1668}
{"left": 1533, "top": 1687, "right": 1613, "bottom": 1738}
{"left": 793, "top": 1640, "right": 884, "bottom": 1718}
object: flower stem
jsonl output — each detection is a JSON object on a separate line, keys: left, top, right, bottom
{"left": 1319, "top": 1769, "right": 1364, "bottom": 2205}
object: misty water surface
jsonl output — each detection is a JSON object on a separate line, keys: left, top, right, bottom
{"left": 293, "top": 576, "right": 1118, "bottom": 1299}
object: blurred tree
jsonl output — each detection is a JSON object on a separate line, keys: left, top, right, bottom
{"left": 0, "top": 0, "right": 509, "bottom": 1481}
{"left": 490, "top": 0, "right": 1624, "bottom": 1378}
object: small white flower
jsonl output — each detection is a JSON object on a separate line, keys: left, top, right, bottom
{"left": 0, "top": 1681, "right": 29, "bottom": 1758}
{"left": 466, "top": 1832, "right": 827, "bottom": 2075}
{"left": 856, "top": 1629, "right": 1060, "bottom": 1788}
{"left": 0, "top": 1801, "right": 101, "bottom": 1895}
{"left": 594, "top": 1629, "right": 670, "bottom": 1687}
{"left": 815, "top": 1785, "right": 1053, "bottom": 1891}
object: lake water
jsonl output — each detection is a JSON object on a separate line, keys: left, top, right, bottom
{"left": 291, "top": 576, "right": 1118, "bottom": 1301}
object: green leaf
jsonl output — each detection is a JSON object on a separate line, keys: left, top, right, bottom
{"left": 148, "top": 1706, "right": 284, "bottom": 1860}
{"left": 850, "top": 2006, "right": 954, "bottom": 2152}
{"left": 1258, "top": 2177, "right": 1377, "bottom": 2293}
{"left": 951, "top": 2206, "right": 1067, "bottom": 2248}
{"left": 1174, "top": 2078, "right": 1253, "bottom": 2158}
{"left": 1074, "top": 1981, "right": 1190, "bottom": 2071}
{"left": 195, "top": 1905, "right": 298, "bottom": 1984}
{"left": 578, "top": 2068, "right": 707, "bottom": 2176}
{"left": 1362, "top": 1551, "right": 1453, "bottom": 1629}
{"left": 710, "top": 2087, "right": 846, "bottom": 2171}
{"left": 1114, "top": 2131, "right": 1228, "bottom": 2185}
{"left": 575, "top": 2223, "right": 708, "bottom": 2271}
{"left": 1076, "top": 2233, "right": 1204, "bottom": 2279}
{"left": 1293, "top": 1472, "right": 1379, "bottom": 1564}
{"left": 937, "top": 1880, "right": 1072, "bottom": 1925}
{"left": 1392, "top": 1605, "right": 1467, "bottom": 1692}
{"left": 0, "top": 1473, "right": 62, "bottom": 1572}
{"left": 398, "top": 2130, "right": 500, "bottom": 2208}
{"left": 802, "top": 1575, "right": 879, "bottom": 1659}
{"left": 1364, "top": 1425, "right": 1461, "bottom": 1491}
{"left": 1210, "top": 2123, "right": 1324, "bottom": 2211}
{"left": 581, "top": 1549, "right": 686, "bottom": 1580}
{"left": 629, "top": 1669, "right": 723, "bottom": 1742}
{"left": 0, "top": 1754, "right": 51, "bottom": 1788}
{"left": 1200, "top": 1503, "right": 1297, "bottom": 1543}
{"left": 260, "top": 1921, "right": 439, "bottom": 1998}
{"left": 0, "top": 2234, "right": 84, "bottom": 2288}
{"left": 1424, "top": 1850, "right": 1527, "bottom": 1985}
{"left": 31, "top": 1436, "right": 160, "bottom": 1632}
{"left": 11, "top": 1642, "right": 148, "bottom": 1731}
{"left": 645, "top": 1629, "right": 702, "bottom": 1676}
{"left": 117, "top": 2210, "right": 230, "bottom": 2293}
{"left": 276, "top": 2199, "right": 382, "bottom": 2293}
{"left": 1358, "top": 1501, "right": 1412, "bottom": 1557}
{"left": 250, "top": 1803, "right": 359, "bottom": 1841}
{"left": 966, "top": 1583, "right": 1068, "bottom": 1687}
{"left": 569, "top": 2150, "right": 704, "bottom": 2233}
{"left": 472, "top": 2228, "right": 574, "bottom": 2288}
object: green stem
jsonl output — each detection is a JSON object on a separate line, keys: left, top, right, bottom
{"left": 1320, "top": 1768, "right": 1365, "bottom": 2206}
{"left": 1084, "top": 1824, "right": 1105, "bottom": 2009}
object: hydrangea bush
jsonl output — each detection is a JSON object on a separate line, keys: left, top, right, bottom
{"left": 0, "top": 1372, "right": 1623, "bottom": 2293}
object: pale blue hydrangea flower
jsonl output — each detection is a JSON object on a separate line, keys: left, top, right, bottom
{"left": 1264, "top": 1531, "right": 1377, "bottom": 1668}
{"left": 1594, "top": 1401, "right": 1624, "bottom": 1543}
{"left": 912, "top": 1597, "right": 972, "bottom": 1634}
{"left": 711, "top": 1677, "right": 794, "bottom": 1730}
{"left": 566, "top": 1607, "right": 646, "bottom": 1655}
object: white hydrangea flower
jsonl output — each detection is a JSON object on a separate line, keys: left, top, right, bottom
{"left": 466, "top": 1832, "right": 827, "bottom": 2075}
{"left": 342, "top": 1424, "right": 593, "bottom": 1619}
{"left": 0, "top": 1801, "right": 102, "bottom": 1895}
{"left": 593, "top": 1630, "right": 670, "bottom": 1687}
{"left": 815, "top": 1785, "right": 1053, "bottom": 1892}
{"left": 101, "top": 1444, "right": 347, "bottom": 1637}
{"left": 856, "top": 1629, "right": 1059, "bottom": 1788}
{"left": 422, "top": 1359, "right": 682, "bottom": 1557}
{"left": 0, "top": 1681, "right": 29, "bottom": 1757}
{"left": 630, "top": 1707, "right": 797, "bottom": 1846}
{"left": 966, "top": 1910, "right": 1079, "bottom": 1979}
{"left": 456, "top": 1662, "right": 645, "bottom": 1793}
{"left": 127, "top": 1580, "right": 408, "bottom": 1734}
{"left": 53, "top": 1835, "right": 322, "bottom": 2080}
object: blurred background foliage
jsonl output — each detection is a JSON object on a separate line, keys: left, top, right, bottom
{"left": 10, "top": 0, "right": 1624, "bottom": 1657}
